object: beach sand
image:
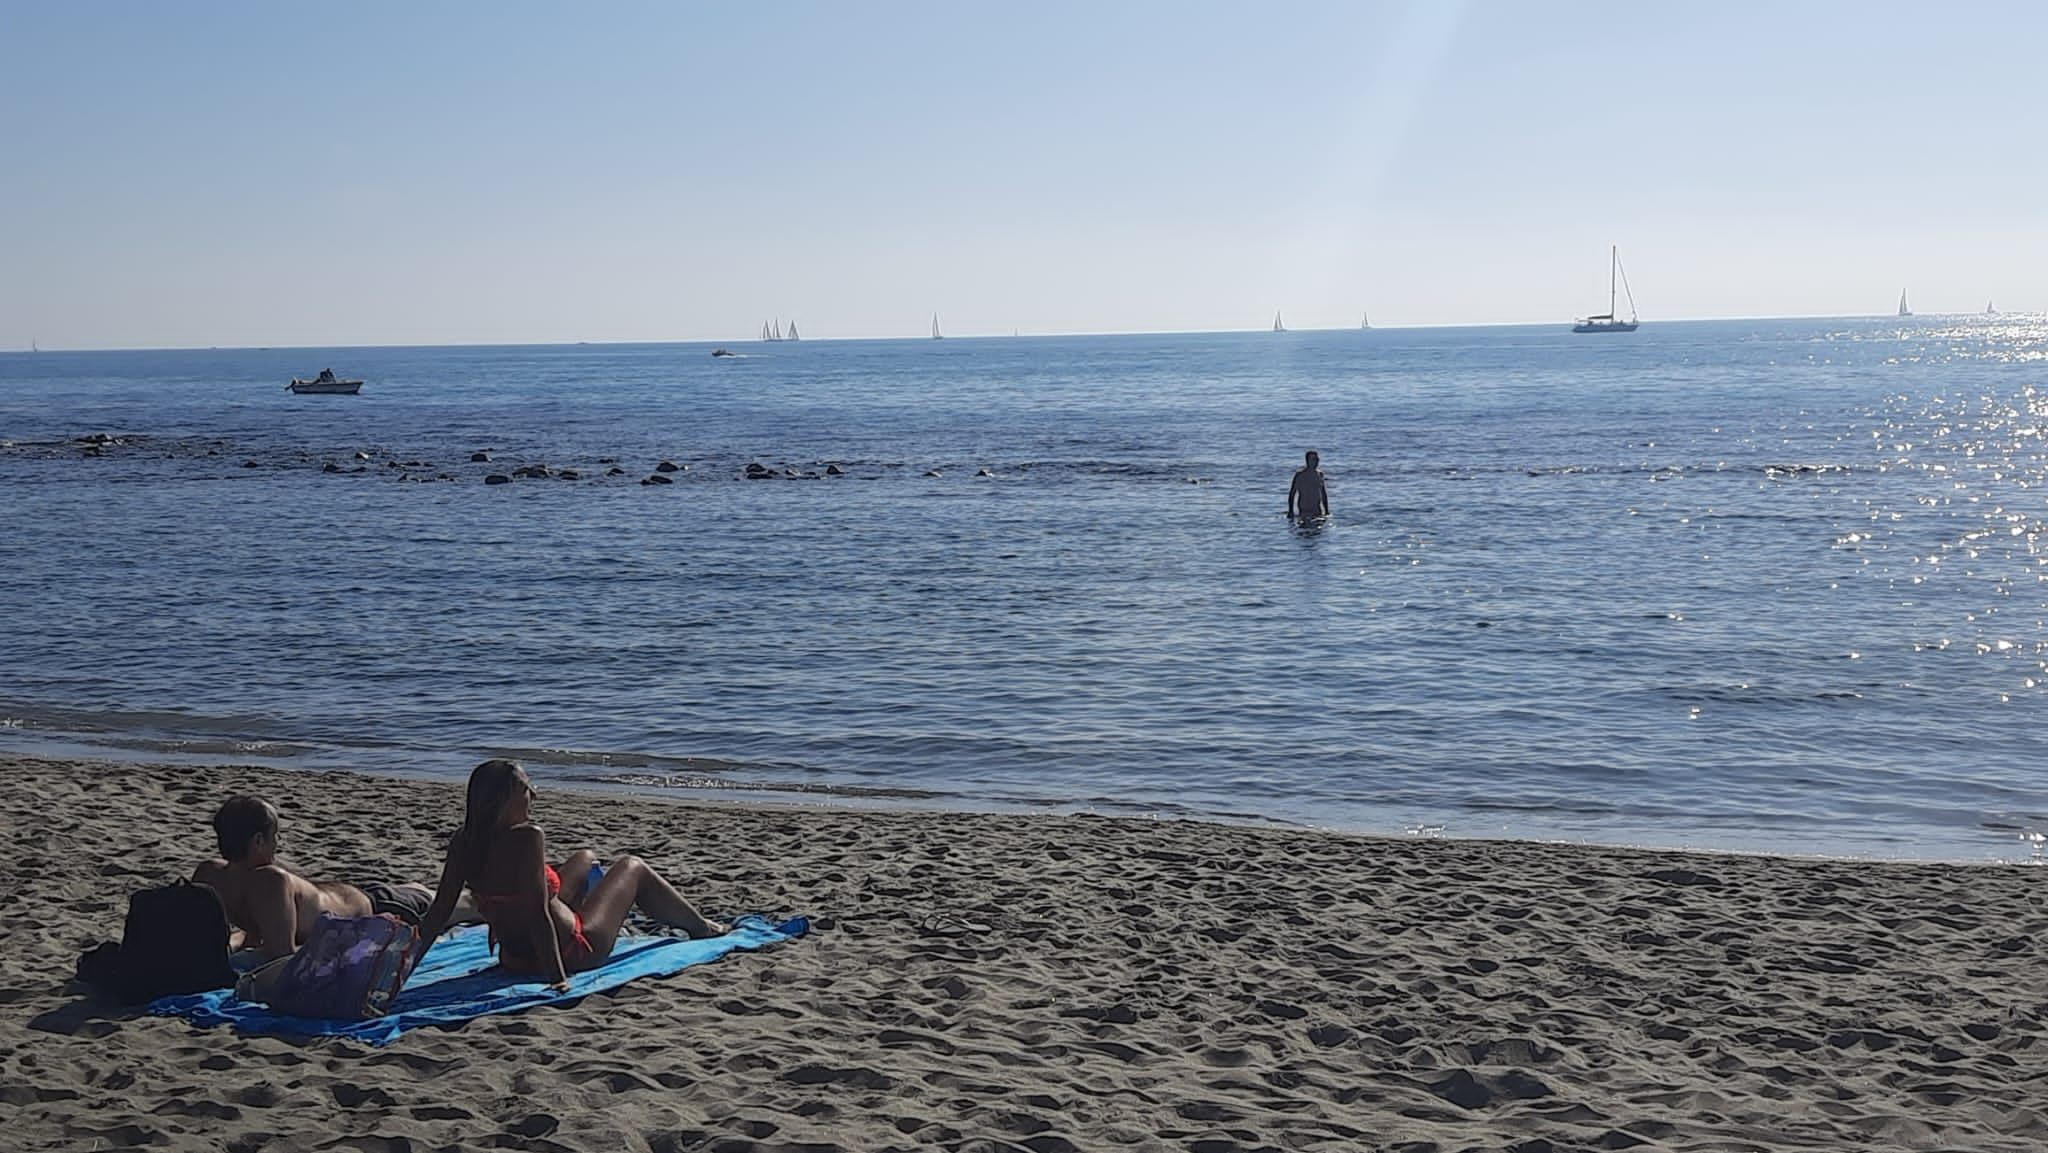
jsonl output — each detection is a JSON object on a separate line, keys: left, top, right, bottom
{"left": 0, "top": 754, "right": 2043, "bottom": 1152}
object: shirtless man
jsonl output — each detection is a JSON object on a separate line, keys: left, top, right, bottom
{"left": 192, "top": 796, "right": 435, "bottom": 960}
{"left": 1288, "top": 449, "right": 1330, "bottom": 521}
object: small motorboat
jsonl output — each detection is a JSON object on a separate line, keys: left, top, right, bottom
{"left": 287, "top": 368, "right": 363, "bottom": 394}
{"left": 711, "top": 348, "right": 737, "bottom": 358}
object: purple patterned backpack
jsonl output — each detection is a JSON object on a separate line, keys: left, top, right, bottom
{"left": 264, "top": 912, "right": 420, "bottom": 1019}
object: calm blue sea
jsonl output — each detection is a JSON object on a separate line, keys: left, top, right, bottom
{"left": 4, "top": 319, "right": 2046, "bottom": 861}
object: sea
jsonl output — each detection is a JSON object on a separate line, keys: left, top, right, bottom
{"left": 4, "top": 318, "right": 2046, "bottom": 863}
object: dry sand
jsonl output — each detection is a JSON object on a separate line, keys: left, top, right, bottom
{"left": 0, "top": 754, "right": 2043, "bottom": 1152}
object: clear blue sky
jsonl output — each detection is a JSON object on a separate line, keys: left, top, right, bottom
{"left": 3, "top": 2, "right": 2042, "bottom": 348}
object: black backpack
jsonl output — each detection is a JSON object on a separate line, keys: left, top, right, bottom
{"left": 76, "top": 881, "right": 236, "bottom": 1004}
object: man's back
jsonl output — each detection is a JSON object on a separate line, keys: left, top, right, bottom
{"left": 193, "top": 857, "right": 371, "bottom": 957}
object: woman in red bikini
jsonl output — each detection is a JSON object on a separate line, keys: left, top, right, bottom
{"left": 416, "top": 759, "right": 726, "bottom": 991}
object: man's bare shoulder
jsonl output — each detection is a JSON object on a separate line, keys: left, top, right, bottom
{"left": 242, "top": 863, "right": 304, "bottom": 897}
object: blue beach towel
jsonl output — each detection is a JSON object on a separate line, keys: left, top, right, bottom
{"left": 150, "top": 913, "right": 808, "bottom": 1045}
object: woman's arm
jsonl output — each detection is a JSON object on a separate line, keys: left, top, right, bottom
{"left": 414, "top": 835, "right": 470, "bottom": 953}
{"left": 505, "top": 825, "right": 570, "bottom": 989}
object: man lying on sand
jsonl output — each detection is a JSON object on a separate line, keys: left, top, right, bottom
{"left": 192, "top": 795, "right": 447, "bottom": 960}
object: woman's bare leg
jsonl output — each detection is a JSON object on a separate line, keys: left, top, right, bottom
{"left": 555, "top": 849, "right": 598, "bottom": 909}
{"left": 575, "top": 854, "right": 725, "bottom": 962}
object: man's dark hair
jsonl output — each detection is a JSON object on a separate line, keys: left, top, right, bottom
{"left": 213, "top": 796, "right": 279, "bottom": 861}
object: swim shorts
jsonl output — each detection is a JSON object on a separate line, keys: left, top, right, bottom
{"left": 359, "top": 881, "right": 433, "bottom": 925}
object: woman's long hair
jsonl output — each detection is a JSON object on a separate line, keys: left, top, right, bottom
{"left": 455, "top": 758, "right": 525, "bottom": 867}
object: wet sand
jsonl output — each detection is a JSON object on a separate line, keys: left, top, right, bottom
{"left": 1, "top": 754, "right": 2043, "bottom": 1152}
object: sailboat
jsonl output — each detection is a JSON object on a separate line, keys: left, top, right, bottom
{"left": 787, "top": 320, "right": 800, "bottom": 341}
{"left": 1986, "top": 301, "right": 1997, "bottom": 317}
{"left": 931, "top": 313, "right": 943, "bottom": 340}
{"left": 1573, "top": 246, "right": 1638, "bottom": 333}
{"left": 1273, "top": 311, "right": 1286, "bottom": 333}
{"left": 1360, "top": 311, "right": 1370, "bottom": 330}
{"left": 1897, "top": 291, "right": 1911, "bottom": 318}
{"left": 760, "top": 321, "right": 775, "bottom": 341}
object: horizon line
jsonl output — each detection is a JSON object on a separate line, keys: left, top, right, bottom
{"left": 5, "top": 311, "right": 2030, "bottom": 355}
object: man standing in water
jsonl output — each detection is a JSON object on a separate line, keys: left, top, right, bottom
{"left": 1288, "top": 449, "right": 1329, "bottom": 521}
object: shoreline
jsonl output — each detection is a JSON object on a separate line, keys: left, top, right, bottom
{"left": 4, "top": 753, "right": 2045, "bottom": 1152}
{"left": 4, "top": 736, "right": 2040, "bottom": 867}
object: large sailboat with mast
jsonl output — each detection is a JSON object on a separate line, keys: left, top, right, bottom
{"left": 1573, "top": 246, "right": 1639, "bottom": 333}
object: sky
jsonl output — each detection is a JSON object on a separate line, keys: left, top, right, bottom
{"left": 2, "top": 2, "right": 2044, "bottom": 348}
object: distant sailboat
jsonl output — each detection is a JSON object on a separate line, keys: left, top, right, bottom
{"left": 1360, "top": 311, "right": 1370, "bottom": 330}
{"left": 931, "top": 313, "right": 943, "bottom": 340}
{"left": 760, "top": 321, "right": 774, "bottom": 341}
{"left": 1272, "top": 311, "right": 1286, "bottom": 333}
{"left": 787, "top": 320, "right": 800, "bottom": 341}
{"left": 1986, "top": 301, "right": 1997, "bottom": 317}
{"left": 1897, "top": 291, "right": 1911, "bottom": 318}
{"left": 1572, "top": 246, "right": 1639, "bottom": 333}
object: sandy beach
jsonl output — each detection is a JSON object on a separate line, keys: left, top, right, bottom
{"left": 0, "top": 754, "right": 2042, "bottom": 1152}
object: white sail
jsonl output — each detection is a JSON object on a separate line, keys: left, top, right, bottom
{"left": 932, "top": 313, "right": 943, "bottom": 339}
{"left": 1361, "top": 311, "right": 1370, "bottom": 330}
{"left": 761, "top": 321, "right": 772, "bottom": 341}
{"left": 788, "top": 320, "right": 800, "bottom": 340}
{"left": 1898, "top": 291, "right": 1911, "bottom": 318}
{"left": 1572, "top": 246, "right": 1640, "bottom": 333}
{"left": 1273, "top": 311, "right": 1285, "bottom": 333}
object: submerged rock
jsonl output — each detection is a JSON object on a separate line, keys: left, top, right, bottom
{"left": 484, "top": 473, "right": 512, "bottom": 485}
